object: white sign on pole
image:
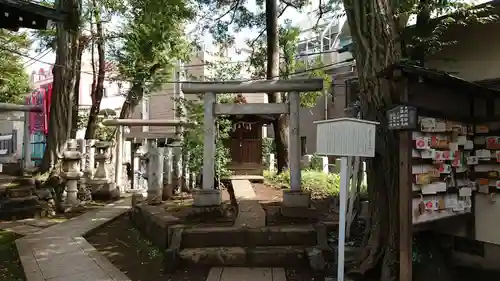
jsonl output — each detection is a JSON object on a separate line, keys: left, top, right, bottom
{"left": 314, "top": 118, "right": 379, "bottom": 281}
{"left": 315, "top": 118, "right": 379, "bottom": 157}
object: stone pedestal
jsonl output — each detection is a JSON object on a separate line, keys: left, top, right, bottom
{"left": 193, "top": 189, "right": 222, "bottom": 207}
{"left": 147, "top": 142, "right": 163, "bottom": 205}
{"left": 282, "top": 190, "right": 310, "bottom": 207}
{"left": 89, "top": 141, "right": 119, "bottom": 200}
{"left": 281, "top": 190, "right": 315, "bottom": 218}
{"left": 62, "top": 139, "right": 83, "bottom": 207}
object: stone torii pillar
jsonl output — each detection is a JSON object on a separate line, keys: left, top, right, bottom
{"left": 181, "top": 78, "right": 324, "bottom": 210}
{"left": 101, "top": 119, "right": 196, "bottom": 204}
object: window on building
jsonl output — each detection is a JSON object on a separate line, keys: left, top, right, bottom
{"left": 339, "top": 37, "right": 353, "bottom": 48}
{"left": 297, "top": 42, "right": 307, "bottom": 55}
{"left": 345, "top": 78, "right": 360, "bottom": 107}
{"left": 300, "top": 136, "right": 307, "bottom": 156}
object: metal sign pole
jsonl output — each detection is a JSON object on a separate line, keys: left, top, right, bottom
{"left": 337, "top": 156, "right": 349, "bottom": 281}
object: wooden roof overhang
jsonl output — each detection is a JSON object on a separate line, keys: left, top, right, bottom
{"left": 380, "top": 62, "right": 500, "bottom": 123}
{"left": 0, "top": 0, "right": 67, "bottom": 30}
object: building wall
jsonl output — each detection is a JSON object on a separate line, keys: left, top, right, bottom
{"left": 146, "top": 51, "right": 206, "bottom": 134}
{"left": 30, "top": 50, "right": 128, "bottom": 113}
{"left": 426, "top": 21, "right": 500, "bottom": 82}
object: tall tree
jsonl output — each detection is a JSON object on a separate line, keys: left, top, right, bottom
{"left": 112, "top": 0, "right": 194, "bottom": 123}
{"left": 40, "top": 0, "right": 82, "bottom": 173}
{"left": 0, "top": 30, "right": 32, "bottom": 104}
{"left": 85, "top": 0, "right": 126, "bottom": 139}
{"left": 265, "top": 0, "right": 289, "bottom": 171}
{"left": 332, "top": 1, "right": 496, "bottom": 280}
{"left": 32, "top": 0, "right": 88, "bottom": 138}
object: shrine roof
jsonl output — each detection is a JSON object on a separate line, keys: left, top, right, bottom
{"left": 380, "top": 62, "right": 500, "bottom": 100}
{"left": 1, "top": 0, "right": 67, "bottom": 30}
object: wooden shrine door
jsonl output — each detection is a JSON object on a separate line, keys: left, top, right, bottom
{"left": 229, "top": 123, "right": 262, "bottom": 165}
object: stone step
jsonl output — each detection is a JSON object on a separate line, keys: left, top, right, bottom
{"left": 181, "top": 226, "right": 317, "bottom": 248}
{"left": 0, "top": 203, "right": 43, "bottom": 220}
{"left": 5, "top": 186, "right": 34, "bottom": 198}
{"left": 1, "top": 195, "right": 39, "bottom": 208}
{"left": 179, "top": 246, "right": 308, "bottom": 267}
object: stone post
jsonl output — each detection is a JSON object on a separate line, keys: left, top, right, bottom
{"left": 77, "top": 139, "right": 86, "bottom": 171}
{"left": 162, "top": 146, "right": 174, "bottom": 200}
{"left": 130, "top": 142, "right": 141, "bottom": 190}
{"left": 147, "top": 140, "right": 163, "bottom": 205}
{"left": 165, "top": 147, "right": 173, "bottom": 186}
{"left": 62, "top": 139, "right": 83, "bottom": 207}
{"left": 183, "top": 152, "right": 190, "bottom": 191}
{"left": 289, "top": 92, "right": 301, "bottom": 192}
{"left": 115, "top": 125, "right": 124, "bottom": 193}
{"left": 86, "top": 139, "right": 96, "bottom": 176}
{"left": 193, "top": 92, "right": 221, "bottom": 207}
{"left": 269, "top": 154, "right": 275, "bottom": 172}
{"left": 282, "top": 92, "right": 310, "bottom": 211}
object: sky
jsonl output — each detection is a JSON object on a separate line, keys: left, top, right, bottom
{"left": 24, "top": 0, "right": 323, "bottom": 75}
{"left": 24, "top": 0, "right": 490, "bottom": 75}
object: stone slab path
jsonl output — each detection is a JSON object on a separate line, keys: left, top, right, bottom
{"left": 0, "top": 218, "right": 64, "bottom": 236}
{"left": 15, "top": 198, "right": 132, "bottom": 281}
{"left": 232, "top": 179, "right": 266, "bottom": 228}
{"left": 207, "top": 267, "right": 286, "bottom": 281}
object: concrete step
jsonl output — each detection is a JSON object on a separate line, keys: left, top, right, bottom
{"left": 181, "top": 225, "right": 317, "bottom": 248}
{"left": 179, "top": 246, "right": 308, "bottom": 267}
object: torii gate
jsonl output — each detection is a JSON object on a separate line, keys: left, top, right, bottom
{"left": 181, "top": 78, "right": 324, "bottom": 209}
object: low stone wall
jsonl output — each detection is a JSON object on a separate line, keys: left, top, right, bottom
{"left": 128, "top": 203, "right": 182, "bottom": 249}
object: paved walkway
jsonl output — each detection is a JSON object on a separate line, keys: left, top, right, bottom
{"left": 207, "top": 267, "right": 286, "bottom": 281}
{"left": 15, "top": 198, "right": 132, "bottom": 281}
{"left": 232, "top": 179, "right": 266, "bottom": 228}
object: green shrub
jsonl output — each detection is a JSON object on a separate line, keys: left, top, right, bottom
{"left": 264, "top": 169, "right": 340, "bottom": 199}
{"left": 264, "top": 169, "right": 369, "bottom": 199}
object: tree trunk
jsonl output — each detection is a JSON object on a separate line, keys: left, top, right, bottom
{"left": 70, "top": 36, "right": 88, "bottom": 138}
{"left": 265, "top": 0, "right": 288, "bottom": 172}
{"left": 40, "top": 0, "right": 81, "bottom": 174}
{"left": 85, "top": 6, "right": 105, "bottom": 139}
{"left": 342, "top": 1, "right": 403, "bottom": 280}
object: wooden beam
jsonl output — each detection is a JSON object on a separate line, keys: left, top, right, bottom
{"left": 182, "top": 78, "right": 324, "bottom": 94}
{"left": 214, "top": 103, "right": 289, "bottom": 115}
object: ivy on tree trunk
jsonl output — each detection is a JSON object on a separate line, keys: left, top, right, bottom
{"left": 40, "top": 0, "right": 81, "bottom": 173}
{"left": 85, "top": 4, "right": 106, "bottom": 139}
{"left": 70, "top": 35, "right": 89, "bottom": 138}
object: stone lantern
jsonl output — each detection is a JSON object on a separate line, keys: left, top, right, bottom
{"left": 89, "top": 141, "right": 119, "bottom": 200}
{"left": 62, "top": 139, "right": 83, "bottom": 207}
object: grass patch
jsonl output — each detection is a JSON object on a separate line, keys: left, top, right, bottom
{"left": 0, "top": 230, "right": 25, "bottom": 281}
{"left": 264, "top": 169, "right": 368, "bottom": 199}
{"left": 264, "top": 169, "right": 341, "bottom": 199}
